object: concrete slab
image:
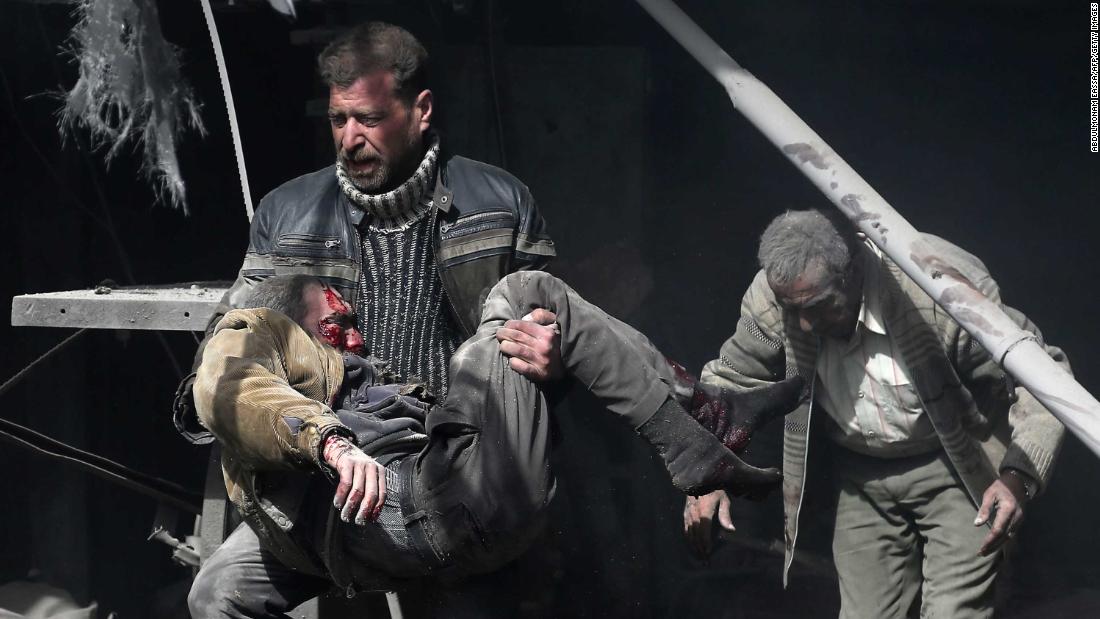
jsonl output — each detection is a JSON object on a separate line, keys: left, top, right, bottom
{"left": 10, "top": 283, "right": 230, "bottom": 331}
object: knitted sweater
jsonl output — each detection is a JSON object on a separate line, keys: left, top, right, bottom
{"left": 338, "top": 135, "right": 462, "bottom": 398}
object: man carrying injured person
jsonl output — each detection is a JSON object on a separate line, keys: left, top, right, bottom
{"left": 187, "top": 272, "right": 803, "bottom": 618}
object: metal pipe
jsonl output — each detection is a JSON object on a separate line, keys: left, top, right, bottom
{"left": 634, "top": 0, "right": 1100, "bottom": 458}
{"left": 200, "top": 0, "right": 255, "bottom": 222}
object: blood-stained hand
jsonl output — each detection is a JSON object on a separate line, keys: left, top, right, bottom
{"left": 323, "top": 435, "right": 386, "bottom": 525}
{"left": 974, "top": 471, "right": 1030, "bottom": 556}
{"left": 683, "top": 490, "right": 735, "bottom": 558}
{"left": 496, "top": 308, "right": 563, "bottom": 383}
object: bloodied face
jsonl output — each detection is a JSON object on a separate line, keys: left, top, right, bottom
{"left": 301, "top": 284, "right": 365, "bottom": 354}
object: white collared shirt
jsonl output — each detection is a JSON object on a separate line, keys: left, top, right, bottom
{"left": 815, "top": 245, "right": 941, "bottom": 458}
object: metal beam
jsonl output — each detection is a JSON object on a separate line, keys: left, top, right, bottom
{"left": 634, "top": 0, "right": 1100, "bottom": 458}
{"left": 200, "top": 0, "right": 254, "bottom": 221}
{"left": 11, "top": 284, "right": 229, "bottom": 331}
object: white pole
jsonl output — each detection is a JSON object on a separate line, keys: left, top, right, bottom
{"left": 634, "top": 0, "right": 1100, "bottom": 457}
{"left": 199, "top": 0, "right": 255, "bottom": 222}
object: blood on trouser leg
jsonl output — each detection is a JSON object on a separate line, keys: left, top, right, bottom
{"left": 666, "top": 358, "right": 697, "bottom": 387}
{"left": 724, "top": 426, "right": 751, "bottom": 454}
{"left": 692, "top": 394, "right": 731, "bottom": 437}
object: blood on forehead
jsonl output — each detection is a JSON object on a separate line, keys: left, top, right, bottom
{"left": 317, "top": 285, "right": 362, "bottom": 354}
{"left": 322, "top": 286, "right": 351, "bottom": 314}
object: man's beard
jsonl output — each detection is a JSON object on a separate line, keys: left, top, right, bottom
{"left": 339, "top": 134, "right": 422, "bottom": 194}
{"left": 339, "top": 148, "right": 390, "bottom": 193}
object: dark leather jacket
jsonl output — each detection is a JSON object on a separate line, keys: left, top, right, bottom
{"left": 223, "top": 155, "right": 556, "bottom": 337}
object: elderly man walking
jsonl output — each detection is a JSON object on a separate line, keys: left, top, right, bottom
{"left": 684, "top": 208, "right": 1067, "bottom": 618}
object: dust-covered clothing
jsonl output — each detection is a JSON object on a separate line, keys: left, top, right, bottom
{"left": 190, "top": 271, "right": 680, "bottom": 618}
{"left": 701, "top": 235, "right": 1068, "bottom": 616}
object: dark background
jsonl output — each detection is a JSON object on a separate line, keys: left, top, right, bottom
{"left": 2, "top": 0, "right": 1098, "bottom": 617}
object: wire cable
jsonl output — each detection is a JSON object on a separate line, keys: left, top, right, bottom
{"left": 0, "top": 416, "right": 202, "bottom": 514}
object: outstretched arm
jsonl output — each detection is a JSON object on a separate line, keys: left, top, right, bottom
{"left": 942, "top": 245, "right": 1068, "bottom": 555}
{"left": 684, "top": 491, "right": 736, "bottom": 558}
{"left": 687, "top": 273, "right": 789, "bottom": 556}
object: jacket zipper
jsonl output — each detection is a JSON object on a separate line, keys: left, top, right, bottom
{"left": 439, "top": 210, "right": 512, "bottom": 238}
{"left": 278, "top": 234, "right": 342, "bottom": 249}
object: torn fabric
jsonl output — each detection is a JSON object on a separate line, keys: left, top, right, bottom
{"left": 59, "top": 0, "right": 205, "bottom": 213}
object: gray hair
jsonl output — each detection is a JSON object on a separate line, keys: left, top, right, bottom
{"left": 757, "top": 209, "right": 861, "bottom": 286}
{"left": 242, "top": 275, "right": 323, "bottom": 325}
{"left": 318, "top": 22, "right": 428, "bottom": 104}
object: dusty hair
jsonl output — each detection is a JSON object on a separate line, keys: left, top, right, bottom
{"left": 317, "top": 22, "right": 428, "bottom": 104}
{"left": 242, "top": 275, "right": 324, "bottom": 325}
{"left": 757, "top": 209, "right": 861, "bottom": 286}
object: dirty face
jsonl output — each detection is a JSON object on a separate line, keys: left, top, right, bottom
{"left": 769, "top": 261, "right": 861, "bottom": 340}
{"left": 328, "top": 70, "right": 432, "bottom": 193}
{"left": 301, "top": 284, "right": 364, "bottom": 354}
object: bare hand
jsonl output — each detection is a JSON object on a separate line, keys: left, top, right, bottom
{"left": 974, "top": 473, "right": 1028, "bottom": 556}
{"left": 496, "top": 308, "right": 563, "bottom": 382}
{"left": 683, "top": 490, "right": 734, "bottom": 558}
{"left": 324, "top": 436, "right": 387, "bottom": 525}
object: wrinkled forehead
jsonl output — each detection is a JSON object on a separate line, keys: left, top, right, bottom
{"left": 769, "top": 264, "right": 841, "bottom": 309}
{"left": 328, "top": 71, "right": 400, "bottom": 110}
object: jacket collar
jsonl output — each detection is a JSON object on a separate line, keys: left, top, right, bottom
{"left": 431, "top": 171, "right": 453, "bottom": 213}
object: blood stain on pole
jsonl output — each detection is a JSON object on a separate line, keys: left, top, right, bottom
{"left": 940, "top": 286, "right": 1004, "bottom": 337}
{"left": 839, "top": 194, "right": 880, "bottom": 222}
{"left": 782, "top": 143, "right": 830, "bottom": 169}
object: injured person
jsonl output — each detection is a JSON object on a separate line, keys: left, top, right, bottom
{"left": 187, "top": 272, "right": 803, "bottom": 617}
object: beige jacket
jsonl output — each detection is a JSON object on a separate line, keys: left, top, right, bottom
{"left": 194, "top": 308, "right": 352, "bottom": 575}
{"left": 701, "top": 236, "right": 1068, "bottom": 585}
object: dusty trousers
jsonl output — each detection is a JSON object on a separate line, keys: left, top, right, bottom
{"left": 403, "top": 270, "right": 678, "bottom": 577}
{"left": 830, "top": 447, "right": 1001, "bottom": 619}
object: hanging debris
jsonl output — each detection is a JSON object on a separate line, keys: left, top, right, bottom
{"left": 266, "top": 0, "right": 297, "bottom": 20}
{"left": 59, "top": 0, "right": 205, "bottom": 214}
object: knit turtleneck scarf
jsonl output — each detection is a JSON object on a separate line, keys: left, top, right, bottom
{"left": 336, "top": 133, "right": 440, "bottom": 232}
{"left": 340, "top": 132, "right": 459, "bottom": 399}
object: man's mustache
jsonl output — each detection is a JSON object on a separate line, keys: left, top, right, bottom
{"left": 341, "top": 147, "right": 381, "bottom": 164}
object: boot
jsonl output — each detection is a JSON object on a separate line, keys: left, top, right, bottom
{"left": 637, "top": 398, "right": 783, "bottom": 498}
{"left": 666, "top": 359, "right": 804, "bottom": 454}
